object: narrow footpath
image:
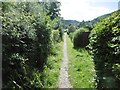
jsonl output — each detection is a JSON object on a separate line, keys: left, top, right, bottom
{"left": 59, "top": 33, "right": 73, "bottom": 88}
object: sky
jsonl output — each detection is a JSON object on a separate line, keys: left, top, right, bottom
{"left": 57, "top": 0, "right": 120, "bottom": 21}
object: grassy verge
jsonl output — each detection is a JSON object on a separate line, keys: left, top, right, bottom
{"left": 66, "top": 34, "right": 97, "bottom": 88}
{"left": 41, "top": 41, "right": 63, "bottom": 88}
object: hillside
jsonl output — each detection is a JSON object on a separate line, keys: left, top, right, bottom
{"left": 89, "top": 13, "right": 111, "bottom": 25}
{"left": 62, "top": 20, "right": 80, "bottom": 26}
{"left": 62, "top": 11, "right": 113, "bottom": 27}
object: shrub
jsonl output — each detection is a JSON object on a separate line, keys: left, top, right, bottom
{"left": 72, "top": 28, "right": 90, "bottom": 48}
{"left": 52, "top": 30, "right": 60, "bottom": 44}
{"left": 89, "top": 10, "right": 120, "bottom": 89}
{"left": 2, "top": 2, "right": 56, "bottom": 89}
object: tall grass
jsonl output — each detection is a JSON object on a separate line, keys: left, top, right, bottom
{"left": 41, "top": 41, "right": 63, "bottom": 88}
{"left": 66, "top": 34, "right": 97, "bottom": 88}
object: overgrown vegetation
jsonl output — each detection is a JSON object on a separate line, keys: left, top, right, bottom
{"left": 89, "top": 10, "right": 120, "bottom": 89}
{"left": 41, "top": 41, "right": 63, "bottom": 88}
{"left": 2, "top": 0, "right": 120, "bottom": 89}
{"left": 66, "top": 34, "right": 96, "bottom": 88}
{"left": 2, "top": 1, "right": 63, "bottom": 89}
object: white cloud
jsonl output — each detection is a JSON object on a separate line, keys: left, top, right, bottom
{"left": 58, "top": 0, "right": 118, "bottom": 21}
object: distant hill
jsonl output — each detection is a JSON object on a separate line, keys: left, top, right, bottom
{"left": 62, "top": 10, "right": 118, "bottom": 29}
{"left": 62, "top": 10, "right": 118, "bottom": 28}
{"left": 90, "top": 13, "right": 111, "bottom": 25}
{"left": 78, "top": 13, "right": 111, "bottom": 27}
{"left": 62, "top": 20, "right": 80, "bottom": 26}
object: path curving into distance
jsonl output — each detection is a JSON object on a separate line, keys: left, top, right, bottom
{"left": 58, "top": 33, "right": 72, "bottom": 88}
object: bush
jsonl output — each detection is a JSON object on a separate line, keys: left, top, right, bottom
{"left": 52, "top": 30, "right": 60, "bottom": 44}
{"left": 2, "top": 2, "right": 56, "bottom": 89}
{"left": 72, "top": 28, "right": 90, "bottom": 48}
{"left": 89, "top": 10, "right": 120, "bottom": 89}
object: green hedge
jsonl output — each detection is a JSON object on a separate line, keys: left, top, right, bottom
{"left": 71, "top": 28, "right": 90, "bottom": 48}
{"left": 89, "top": 10, "right": 120, "bottom": 89}
{"left": 52, "top": 30, "right": 61, "bottom": 44}
{"left": 2, "top": 2, "right": 61, "bottom": 89}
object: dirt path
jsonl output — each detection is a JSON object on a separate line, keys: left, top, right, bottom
{"left": 58, "top": 33, "right": 72, "bottom": 88}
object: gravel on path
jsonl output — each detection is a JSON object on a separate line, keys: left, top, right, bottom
{"left": 58, "top": 33, "right": 73, "bottom": 88}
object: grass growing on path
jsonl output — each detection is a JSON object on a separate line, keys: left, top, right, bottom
{"left": 41, "top": 41, "right": 63, "bottom": 88}
{"left": 66, "top": 34, "right": 97, "bottom": 88}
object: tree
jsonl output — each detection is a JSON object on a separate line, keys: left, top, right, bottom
{"left": 42, "top": 0, "right": 61, "bottom": 20}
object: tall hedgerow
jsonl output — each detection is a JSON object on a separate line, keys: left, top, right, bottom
{"left": 2, "top": 1, "right": 62, "bottom": 89}
{"left": 89, "top": 10, "right": 120, "bottom": 89}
